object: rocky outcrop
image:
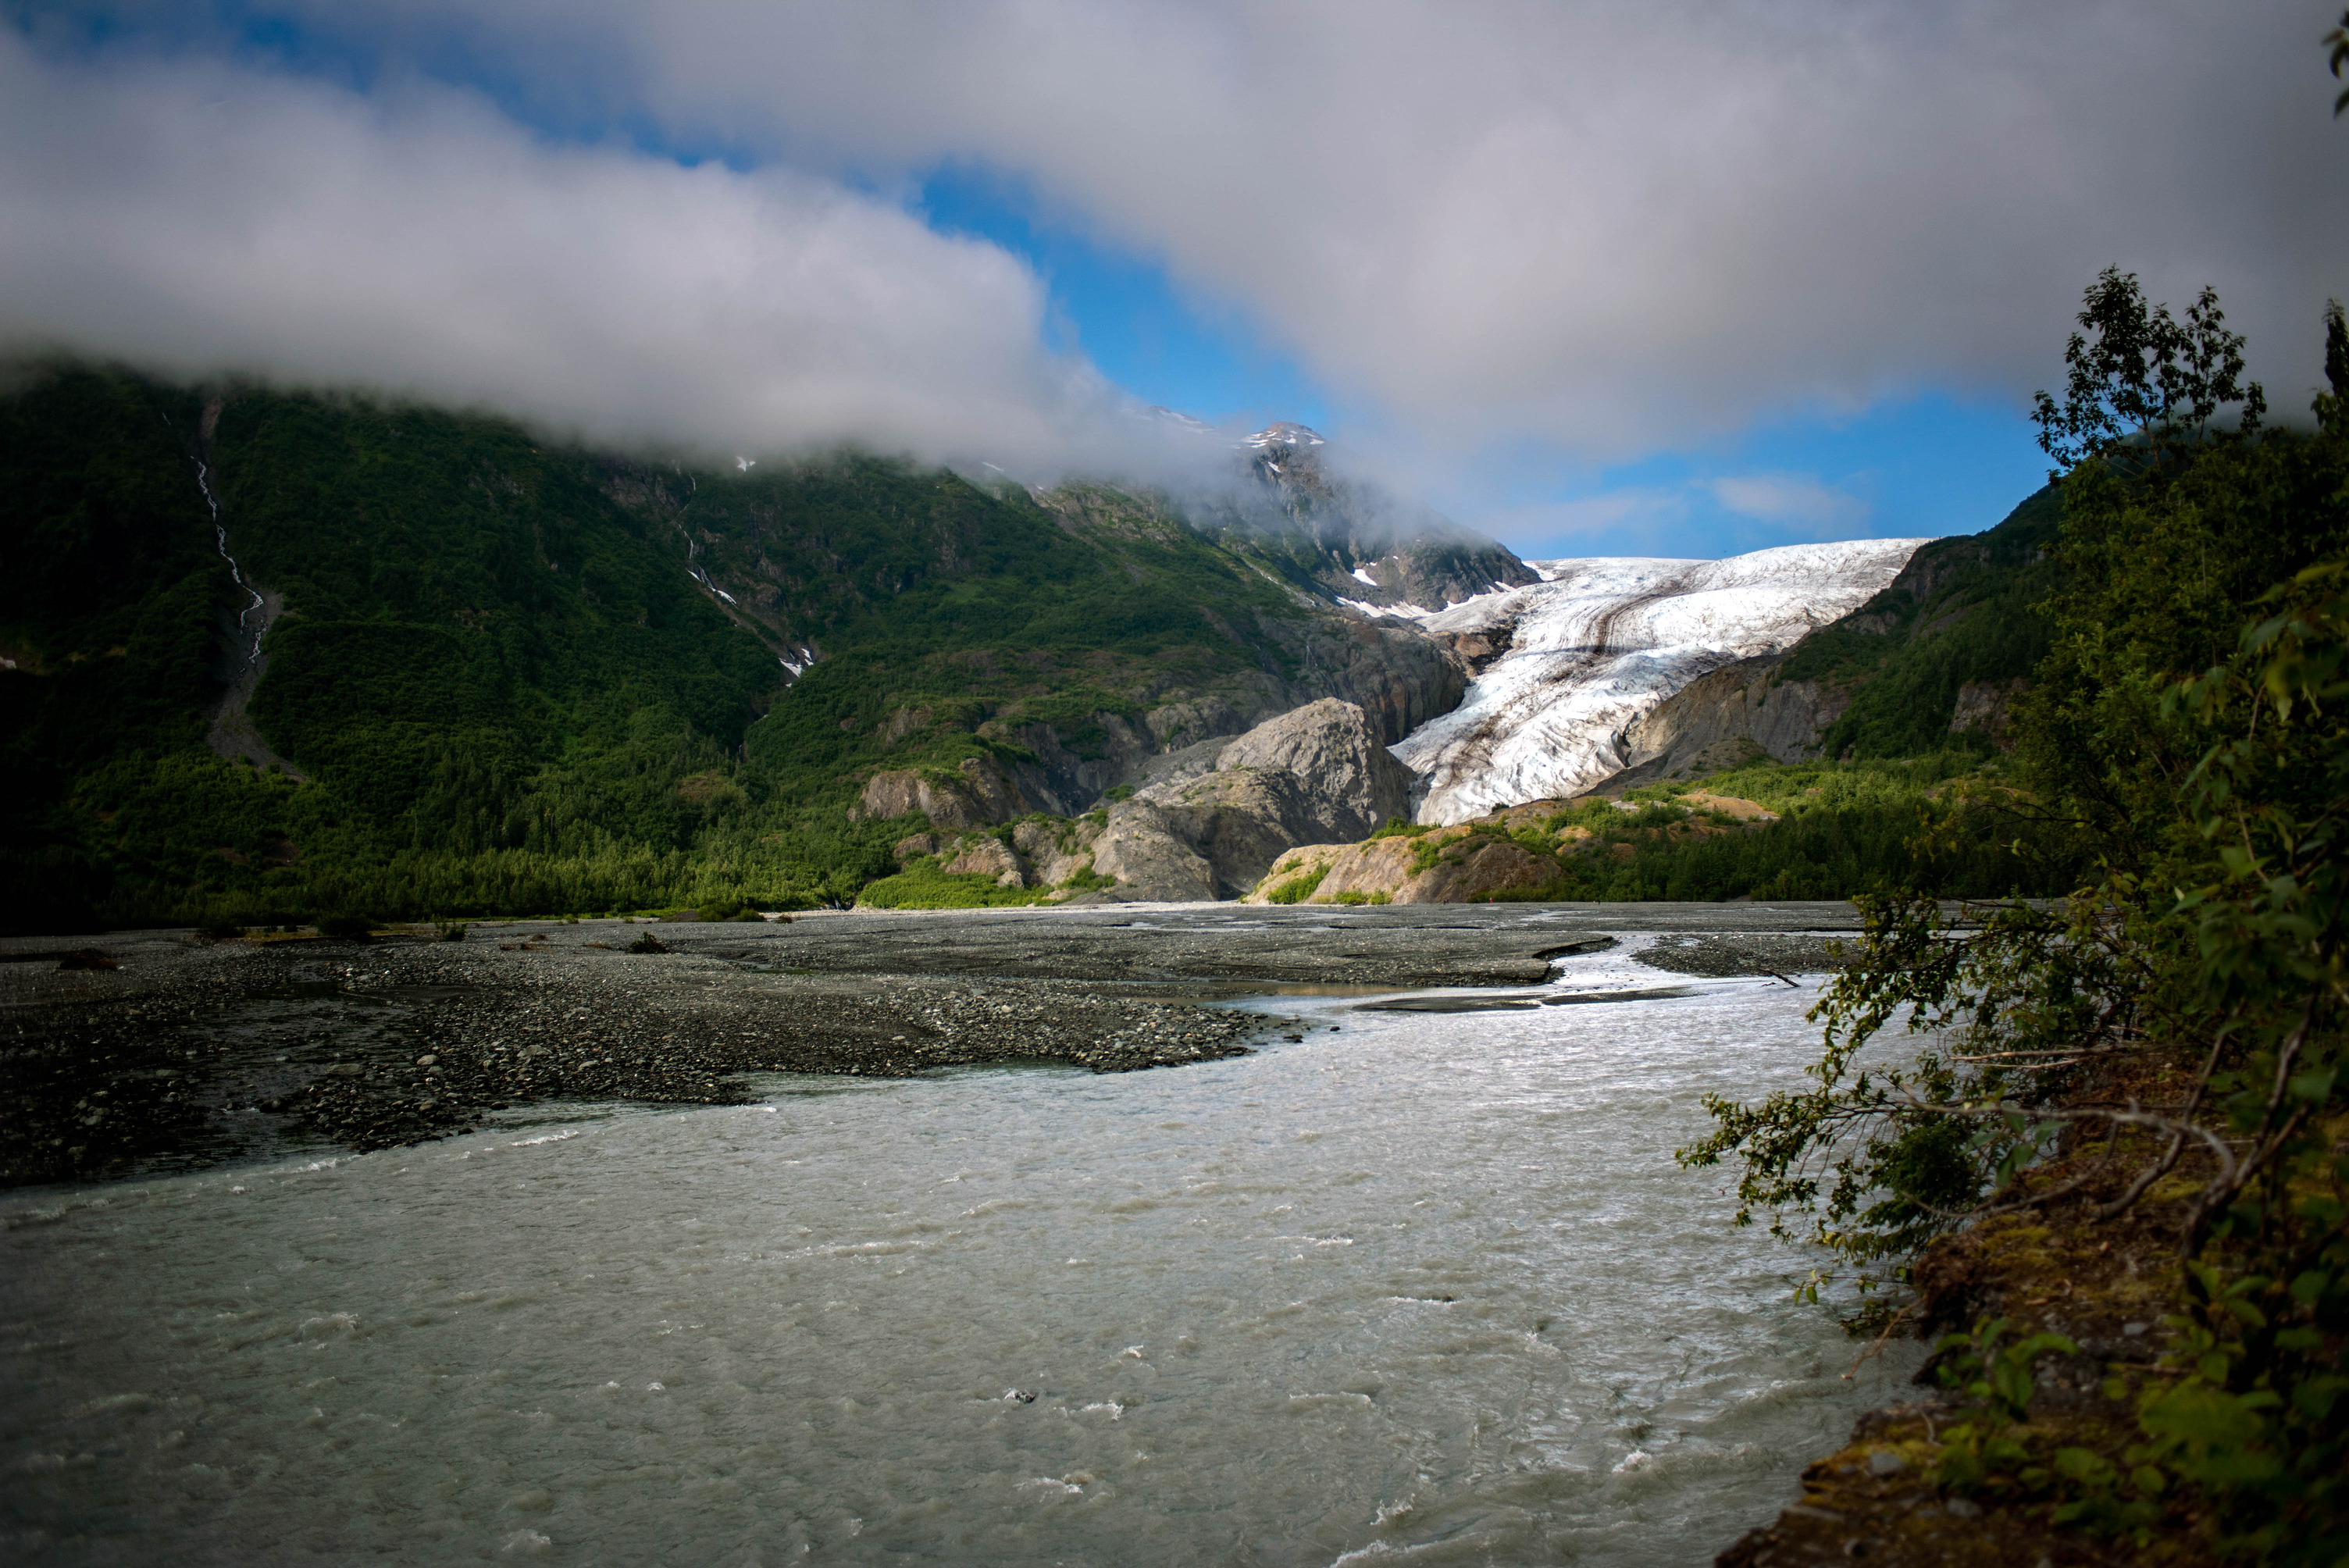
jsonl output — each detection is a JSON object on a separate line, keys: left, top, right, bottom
{"left": 1010, "top": 819, "right": 1101, "bottom": 889}
{"left": 864, "top": 699, "right": 1425, "bottom": 903}
{"left": 851, "top": 757, "right": 1032, "bottom": 829}
{"left": 1207, "top": 697, "right": 1414, "bottom": 835}
{"left": 1245, "top": 826, "right": 1563, "bottom": 906}
{"left": 939, "top": 837, "right": 1025, "bottom": 886}
{"left": 1594, "top": 654, "right": 1852, "bottom": 790}
{"left": 1088, "top": 800, "right": 1218, "bottom": 902}
{"left": 1950, "top": 678, "right": 2026, "bottom": 750}
{"left": 1244, "top": 789, "right": 1780, "bottom": 904}
{"left": 1085, "top": 699, "right": 1417, "bottom": 901}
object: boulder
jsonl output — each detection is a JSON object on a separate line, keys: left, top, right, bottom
{"left": 1207, "top": 697, "right": 1414, "bottom": 840}
{"left": 893, "top": 832, "right": 941, "bottom": 862}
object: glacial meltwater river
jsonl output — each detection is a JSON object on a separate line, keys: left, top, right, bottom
{"left": 2, "top": 941, "right": 1922, "bottom": 1566}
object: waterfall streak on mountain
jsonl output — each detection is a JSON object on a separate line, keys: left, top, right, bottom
{"left": 1395, "top": 540, "right": 1930, "bottom": 823}
{"left": 194, "top": 457, "right": 266, "bottom": 665}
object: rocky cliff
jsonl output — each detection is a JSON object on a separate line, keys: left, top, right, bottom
{"left": 859, "top": 699, "right": 1417, "bottom": 904}
{"left": 1593, "top": 656, "right": 1854, "bottom": 790}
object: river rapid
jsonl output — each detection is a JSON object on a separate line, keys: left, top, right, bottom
{"left": 2, "top": 941, "right": 1921, "bottom": 1566}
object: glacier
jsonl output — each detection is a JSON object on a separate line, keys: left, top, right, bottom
{"left": 1390, "top": 539, "right": 1931, "bottom": 824}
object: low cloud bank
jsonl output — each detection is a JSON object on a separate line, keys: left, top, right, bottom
{"left": 6, "top": 5, "right": 2340, "bottom": 496}
{"left": 258, "top": 0, "right": 2349, "bottom": 462}
{"left": 0, "top": 33, "right": 1164, "bottom": 472}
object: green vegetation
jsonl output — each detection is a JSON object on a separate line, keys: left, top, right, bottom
{"left": 1263, "top": 861, "right": 1332, "bottom": 903}
{"left": 0, "top": 365, "right": 1340, "bottom": 929}
{"left": 1378, "top": 754, "right": 2080, "bottom": 904}
{"left": 1776, "top": 486, "right": 2061, "bottom": 759}
{"left": 853, "top": 855, "right": 1061, "bottom": 910}
{"left": 1683, "top": 280, "right": 2349, "bottom": 1561}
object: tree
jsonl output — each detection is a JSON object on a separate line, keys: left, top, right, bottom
{"left": 2030, "top": 268, "right": 2266, "bottom": 480}
{"left": 1683, "top": 288, "right": 2349, "bottom": 1559}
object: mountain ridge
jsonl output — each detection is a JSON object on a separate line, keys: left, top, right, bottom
{"left": 0, "top": 362, "right": 1480, "bottom": 923}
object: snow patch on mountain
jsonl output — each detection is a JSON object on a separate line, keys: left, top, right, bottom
{"left": 1394, "top": 539, "right": 1930, "bottom": 824}
{"left": 1242, "top": 421, "right": 1326, "bottom": 451}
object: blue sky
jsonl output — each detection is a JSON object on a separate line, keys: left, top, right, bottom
{"left": 919, "top": 161, "right": 2048, "bottom": 558}
{"left": 5, "top": 2, "right": 2328, "bottom": 563}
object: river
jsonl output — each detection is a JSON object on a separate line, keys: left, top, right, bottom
{"left": 2, "top": 939, "right": 1920, "bottom": 1565}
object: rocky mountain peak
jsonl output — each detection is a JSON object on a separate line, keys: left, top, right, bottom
{"left": 1240, "top": 421, "right": 1328, "bottom": 454}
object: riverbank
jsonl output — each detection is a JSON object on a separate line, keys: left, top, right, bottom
{"left": 1, "top": 902, "right": 1875, "bottom": 1187}
{"left": 1712, "top": 1071, "right": 2217, "bottom": 1567}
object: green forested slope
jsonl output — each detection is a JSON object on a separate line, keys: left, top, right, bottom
{"left": 0, "top": 365, "right": 1409, "bottom": 928}
{"left": 1775, "top": 484, "right": 2062, "bottom": 758}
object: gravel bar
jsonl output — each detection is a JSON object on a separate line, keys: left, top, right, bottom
{"left": 2, "top": 901, "right": 1877, "bottom": 1186}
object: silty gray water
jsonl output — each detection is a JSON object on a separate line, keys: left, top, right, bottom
{"left": 1, "top": 944, "right": 1921, "bottom": 1565}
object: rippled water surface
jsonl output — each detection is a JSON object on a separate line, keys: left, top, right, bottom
{"left": 2, "top": 947, "right": 1919, "bottom": 1565}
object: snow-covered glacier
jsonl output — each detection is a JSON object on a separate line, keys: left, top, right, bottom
{"left": 1392, "top": 539, "right": 1930, "bottom": 824}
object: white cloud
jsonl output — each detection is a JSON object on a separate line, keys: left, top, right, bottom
{"left": 0, "top": 31, "right": 1146, "bottom": 469}
{"left": 280, "top": 0, "right": 2344, "bottom": 464}
{"left": 1706, "top": 474, "right": 1870, "bottom": 536}
{"left": 5, "top": 4, "right": 2341, "bottom": 477}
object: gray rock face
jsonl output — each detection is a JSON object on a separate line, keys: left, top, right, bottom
{"left": 1091, "top": 700, "right": 1414, "bottom": 900}
{"left": 1949, "top": 679, "right": 2026, "bottom": 750}
{"left": 1011, "top": 819, "right": 1098, "bottom": 887}
{"left": 1597, "top": 656, "right": 1851, "bottom": 791}
{"left": 1088, "top": 800, "right": 1218, "bottom": 902}
{"left": 939, "top": 837, "right": 1025, "bottom": 887}
{"left": 851, "top": 757, "right": 1032, "bottom": 829}
{"left": 1205, "top": 697, "right": 1415, "bottom": 843}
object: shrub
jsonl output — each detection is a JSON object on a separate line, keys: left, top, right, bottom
{"left": 1264, "top": 863, "right": 1331, "bottom": 903}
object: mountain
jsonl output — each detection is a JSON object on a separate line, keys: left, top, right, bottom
{"left": 1393, "top": 539, "right": 1931, "bottom": 823}
{"left": 1182, "top": 422, "right": 1542, "bottom": 614}
{"left": 1595, "top": 485, "right": 2060, "bottom": 788}
{"left": 0, "top": 362, "right": 1472, "bottom": 925}
{"left": 0, "top": 357, "right": 2052, "bottom": 924}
